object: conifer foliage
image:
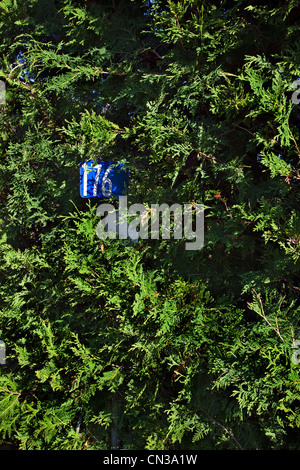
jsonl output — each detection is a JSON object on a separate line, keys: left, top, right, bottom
{"left": 0, "top": 0, "right": 299, "bottom": 450}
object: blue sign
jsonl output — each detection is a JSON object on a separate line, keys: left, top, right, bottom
{"left": 80, "top": 161, "right": 128, "bottom": 198}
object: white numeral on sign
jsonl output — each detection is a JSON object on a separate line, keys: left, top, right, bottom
{"left": 82, "top": 163, "right": 113, "bottom": 197}
{"left": 102, "top": 164, "right": 113, "bottom": 197}
{"left": 93, "top": 164, "right": 103, "bottom": 196}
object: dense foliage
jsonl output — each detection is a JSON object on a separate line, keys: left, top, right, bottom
{"left": 0, "top": 0, "right": 299, "bottom": 450}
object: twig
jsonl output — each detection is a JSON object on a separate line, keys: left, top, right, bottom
{"left": 150, "top": 49, "right": 163, "bottom": 60}
{"left": 8, "top": 62, "right": 26, "bottom": 78}
{"left": 93, "top": 68, "right": 126, "bottom": 77}
{"left": 200, "top": 408, "right": 243, "bottom": 450}
{"left": 233, "top": 123, "right": 256, "bottom": 137}
{"left": 251, "top": 289, "right": 285, "bottom": 342}
{"left": 196, "top": 151, "right": 222, "bottom": 165}
{"left": 222, "top": 197, "right": 233, "bottom": 219}
{"left": 291, "top": 329, "right": 296, "bottom": 348}
{"left": 0, "top": 388, "right": 21, "bottom": 416}
{"left": 215, "top": 369, "right": 229, "bottom": 381}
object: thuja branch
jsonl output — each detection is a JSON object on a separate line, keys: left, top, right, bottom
{"left": 249, "top": 289, "right": 285, "bottom": 343}
{"left": 200, "top": 408, "right": 243, "bottom": 450}
{"left": 0, "top": 387, "right": 21, "bottom": 416}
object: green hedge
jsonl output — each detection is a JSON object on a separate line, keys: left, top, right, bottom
{"left": 0, "top": 0, "right": 299, "bottom": 449}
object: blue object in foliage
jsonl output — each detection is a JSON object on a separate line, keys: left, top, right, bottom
{"left": 80, "top": 161, "right": 128, "bottom": 198}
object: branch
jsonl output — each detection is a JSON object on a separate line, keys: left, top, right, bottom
{"left": 0, "top": 387, "right": 21, "bottom": 416}
{"left": 200, "top": 408, "right": 243, "bottom": 450}
{"left": 250, "top": 289, "right": 285, "bottom": 342}
{"left": 197, "top": 151, "right": 221, "bottom": 164}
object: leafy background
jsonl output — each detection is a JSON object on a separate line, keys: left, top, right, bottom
{"left": 0, "top": 0, "right": 299, "bottom": 450}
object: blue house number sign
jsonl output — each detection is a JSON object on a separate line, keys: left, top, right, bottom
{"left": 80, "top": 161, "right": 128, "bottom": 198}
